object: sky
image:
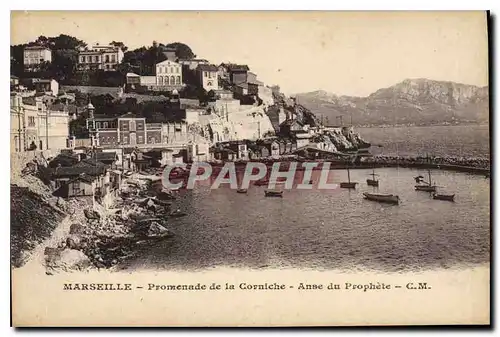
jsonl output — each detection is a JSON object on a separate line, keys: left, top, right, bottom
{"left": 11, "top": 11, "right": 489, "bottom": 96}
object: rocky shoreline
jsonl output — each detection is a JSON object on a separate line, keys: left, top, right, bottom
{"left": 10, "top": 168, "right": 184, "bottom": 274}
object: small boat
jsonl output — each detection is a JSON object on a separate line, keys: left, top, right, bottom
{"left": 340, "top": 162, "right": 357, "bottom": 189}
{"left": 264, "top": 190, "right": 283, "bottom": 197}
{"left": 415, "top": 185, "right": 437, "bottom": 192}
{"left": 340, "top": 182, "right": 357, "bottom": 189}
{"left": 170, "top": 209, "right": 187, "bottom": 218}
{"left": 363, "top": 192, "right": 400, "bottom": 205}
{"left": 236, "top": 189, "right": 248, "bottom": 194}
{"left": 367, "top": 169, "right": 379, "bottom": 187}
{"left": 433, "top": 193, "right": 455, "bottom": 202}
{"left": 414, "top": 158, "right": 437, "bottom": 192}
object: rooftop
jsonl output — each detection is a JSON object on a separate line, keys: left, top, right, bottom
{"left": 25, "top": 45, "right": 50, "bottom": 50}
{"left": 93, "top": 151, "right": 118, "bottom": 162}
{"left": 197, "top": 64, "right": 218, "bottom": 72}
{"left": 228, "top": 64, "right": 250, "bottom": 72}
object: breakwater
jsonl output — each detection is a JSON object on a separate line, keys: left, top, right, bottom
{"left": 204, "top": 155, "right": 490, "bottom": 175}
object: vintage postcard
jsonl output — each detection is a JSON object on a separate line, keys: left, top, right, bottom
{"left": 10, "top": 10, "right": 490, "bottom": 326}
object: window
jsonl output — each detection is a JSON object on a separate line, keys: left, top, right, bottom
{"left": 163, "top": 76, "right": 168, "bottom": 85}
{"left": 204, "top": 71, "right": 208, "bottom": 77}
{"left": 129, "top": 121, "right": 136, "bottom": 131}
{"left": 170, "top": 76, "right": 175, "bottom": 85}
{"left": 111, "top": 55, "right": 116, "bottom": 63}
{"left": 80, "top": 56, "right": 85, "bottom": 63}
{"left": 28, "top": 116, "right": 35, "bottom": 127}
{"left": 122, "top": 136, "right": 129, "bottom": 144}
{"left": 138, "top": 135, "right": 143, "bottom": 143}
{"left": 105, "top": 55, "right": 110, "bottom": 62}
{"left": 209, "top": 72, "right": 212, "bottom": 78}
{"left": 176, "top": 67, "right": 179, "bottom": 73}
{"left": 94, "top": 56, "right": 98, "bottom": 63}
{"left": 176, "top": 76, "right": 181, "bottom": 85}
{"left": 104, "top": 122, "right": 108, "bottom": 129}
{"left": 159, "top": 76, "right": 164, "bottom": 85}
{"left": 158, "top": 67, "right": 162, "bottom": 74}
{"left": 72, "top": 181, "right": 81, "bottom": 195}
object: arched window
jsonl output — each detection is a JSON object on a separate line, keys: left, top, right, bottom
{"left": 164, "top": 76, "right": 169, "bottom": 85}
{"left": 176, "top": 76, "right": 181, "bottom": 85}
{"left": 159, "top": 76, "right": 164, "bottom": 85}
{"left": 171, "top": 76, "right": 175, "bottom": 85}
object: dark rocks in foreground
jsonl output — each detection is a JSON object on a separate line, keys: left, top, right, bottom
{"left": 11, "top": 185, "right": 65, "bottom": 268}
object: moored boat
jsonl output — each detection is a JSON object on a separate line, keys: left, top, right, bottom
{"left": 367, "top": 169, "right": 379, "bottom": 186}
{"left": 432, "top": 193, "right": 455, "bottom": 202}
{"left": 363, "top": 192, "right": 400, "bottom": 205}
{"left": 415, "top": 184, "right": 437, "bottom": 192}
{"left": 340, "top": 162, "right": 357, "bottom": 189}
{"left": 340, "top": 182, "right": 357, "bottom": 189}
{"left": 414, "top": 158, "right": 437, "bottom": 192}
{"left": 264, "top": 190, "right": 283, "bottom": 197}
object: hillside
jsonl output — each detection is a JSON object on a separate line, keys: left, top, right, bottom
{"left": 295, "top": 79, "right": 489, "bottom": 126}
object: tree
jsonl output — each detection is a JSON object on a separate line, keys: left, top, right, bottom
{"left": 109, "top": 41, "right": 128, "bottom": 52}
{"left": 47, "top": 34, "right": 87, "bottom": 51}
{"left": 166, "top": 42, "right": 195, "bottom": 60}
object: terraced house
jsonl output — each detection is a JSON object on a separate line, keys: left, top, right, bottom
{"left": 23, "top": 46, "right": 52, "bottom": 71}
{"left": 78, "top": 44, "right": 124, "bottom": 71}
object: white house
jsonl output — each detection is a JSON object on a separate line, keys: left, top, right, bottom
{"left": 155, "top": 60, "right": 183, "bottom": 87}
{"left": 23, "top": 46, "right": 52, "bottom": 71}
{"left": 196, "top": 64, "right": 219, "bottom": 91}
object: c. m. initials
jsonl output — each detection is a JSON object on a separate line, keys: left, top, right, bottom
{"left": 406, "top": 282, "right": 431, "bottom": 290}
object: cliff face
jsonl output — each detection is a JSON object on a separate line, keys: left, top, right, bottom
{"left": 269, "top": 91, "right": 370, "bottom": 152}
{"left": 296, "top": 79, "right": 489, "bottom": 126}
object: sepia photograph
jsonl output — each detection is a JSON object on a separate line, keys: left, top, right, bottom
{"left": 10, "top": 10, "right": 490, "bottom": 326}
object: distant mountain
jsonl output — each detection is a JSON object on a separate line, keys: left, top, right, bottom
{"left": 295, "top": 79, "right": 489, "bottom": 126}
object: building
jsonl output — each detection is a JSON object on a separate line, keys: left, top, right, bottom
{"left": 185, "top": 108, "right": 205, "bottom": 124}
{"left": 207, "top": 90, "right": 241, "bottom": 119}
{"left": 86, "top": 112, "right": 170, "bottom": 148}
{"left": 295, "top": 132, "right": 313, "bottom": 148}
{"left": 227, "top": 64, "right": 250, "bottom": 85}
{"left": 258, "top": 139, "right": 281, "bottom": 158}
{"left": 126, "top": 73, "right": 141, "bottom": 85}
{"left": 32, "top": 78, "right": 59, "bottom": 96}
{"left": 92, "top": 151, "right": 119, "bottom": 169}
{"left": 144, "top": 148, "right": 174, "bottom": 166}
{"left": 23, "top": 46, "right": 52, "bottom": 70}
{"left": 52, "top": 159, "right": 109, "bottom": 199}
{"left": 187, "top": 139, "right": 210, "bottom": 162}
{"left": 217, "top": 63, "right": 231, "bottom": 79}
{"left": 196, "top": 64, "right": 219, "bottom": 91}
{"left": 10, "top": 75, "right": 19, "bottom": 87}
{"left": 234, "top": 82, "right": 259, "bottom": 96}
{"left": 178, "top": 59, "right": 209, "bottom": 71}
{"left": 10, "top": 94, "right": 25, "bottom": 152}
{"left": 10, "top": 93, "right": 70, "bottom": 152}
{"left": 155, "top": 60, "right": 183, "bottom": 89}
{"left": 78, "top": 44, "right": 124, "bottom": 71}
{"left": 161, "top": 122, "right": 188, "bottom": 144}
